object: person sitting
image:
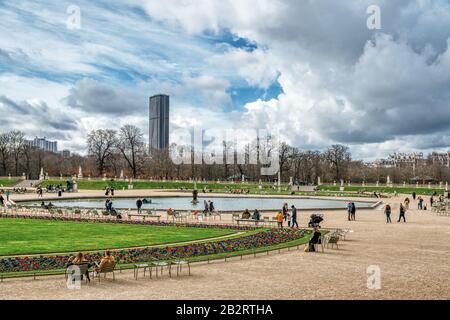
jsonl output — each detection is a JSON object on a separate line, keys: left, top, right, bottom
{"left": 308, "top": 227, "right": 322, "bottom": 252}
{"left": 94, "top": 250, "right": 115, "bottom": 274}
{"left": 253, "top": 209, "right": 261, "bottom": 221}
{"left": 242, "top": 209, "right": 251, "bottom": 219}
{"left": 68, "top": 252, "right": 91, "bottom": 282}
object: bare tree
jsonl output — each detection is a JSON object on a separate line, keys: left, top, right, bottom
{"left": 87, "top": 129, "right": 117, "bottom": 176}
{"left": 0, "top": 132, "right": 10, "bottom": 175}
{"left": 117, "top": 125, "right": 146, "bottom": 178}
{"left": 324, "top": 144, "right": 351, "bottom": 181}
{"left": 278, "top": 142, "right": 292, "bottom": 181}
{"left": 9, "top": 131, "right": 25, "bottom": 176}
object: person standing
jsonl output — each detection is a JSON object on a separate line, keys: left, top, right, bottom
{"left": 5, "top": 190, "right": 10, "bottom": 201}
{"left": 291, "top": 205, "right": 299, "bottom": 228}
{"left": 105, "top": 199, "right": 111, "bottom": 212}
{"left": 282, "top": 203, "right": 288, "bottom": 222}
{"left": 347, "top": 202, "right": 352, "bottom": 221}
{"left": 384, "top": 204, "right": 392, "bottom": 223}
{"left": 286, "top": 211, "right": 292, "bottom": 227}
{"left": 398, "top": 204, "right": 406, "bottom": 223}
{"left": 412, "top": 192, "right": 416, "bottom": 201}
{"left": 418, "top": 197, "right": 423, "bottom": 210}
{"left": 351, "top": 202, "right": 356, "bottom": 221}
{"left": 0, "top": 192, "right": 4, "bottom": 207}
{"left": 404, "top": 197, "right": 410, "bottom": 210}
{"left": 276, "top": 211, "right": 284, "bottom": 228}
{"left": 136, "top": 198, "right": 143, "bottom": 214}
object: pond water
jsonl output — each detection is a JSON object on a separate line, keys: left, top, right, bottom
{"left": 23, "top": 196, "right": 376, "bottom": 212}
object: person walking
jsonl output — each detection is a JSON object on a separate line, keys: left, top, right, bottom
{"left": 398, "top": 204, "right": 406, "bottom": 223}
{"left": 291, "top": 205, "right": 299, "bottom": 228}
{"left": 351, "top": 202, "right": 356, "bottom": 221}
{"left": 412, "top": 192, "right": 416, "bottom": 201}
{"left": 5, "top": 190, "right": 10, "bottom": 201}
{"left": 384, "top": 204, "right": 392, "bottom": 223}
{"left": 136, "top": 198, "right": 143, "bottom": 214}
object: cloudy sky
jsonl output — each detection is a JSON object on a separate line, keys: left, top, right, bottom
{"left": 1, "top": 0, "right": 450, "bottom": 160}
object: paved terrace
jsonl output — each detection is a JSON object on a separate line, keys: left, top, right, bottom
{"left": 0, "top": 196, "right": 449, "bottom": 300}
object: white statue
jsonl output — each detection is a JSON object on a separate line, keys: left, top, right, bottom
{"left": 78, "top": 166, "right": 83, "bottom": 179}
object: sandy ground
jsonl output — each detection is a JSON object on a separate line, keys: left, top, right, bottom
{"left": 8, "top": 188, "right": 381, "bottom": 203}
{"left": 1, "top": 195, "right": 449, "bottom": 300}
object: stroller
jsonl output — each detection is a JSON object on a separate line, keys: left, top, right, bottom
{"left": 308, "top": 213, "right": 324, "bottom": 228}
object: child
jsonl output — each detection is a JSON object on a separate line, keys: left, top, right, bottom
{"left": 286, "top": 211, "right": 292, "bottom": 227}
{"left": 276, "top": 211, "right": 283, "bottom": 228}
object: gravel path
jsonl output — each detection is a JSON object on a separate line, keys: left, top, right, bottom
{"left": 1, "top": 196, "right": 449, "bottom": 300}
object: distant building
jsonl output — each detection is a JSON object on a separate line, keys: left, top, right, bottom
{"left": 429, "top": 151, "right": 450, "bottom": 167}
{"left": 149, "top": 94, "right": 170, "bottom": 151}
{"left": 60, "top": 149, "right": 71, "bottom": 158}
{"left": 25, "top": 137, "right": 58, "bottom": 153}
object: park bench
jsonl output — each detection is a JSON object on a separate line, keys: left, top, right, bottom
{"left": 236, "top": 218, "right": 277, "bottom": 227}
{"left": 311, "top": 235, "right": 325, "bottom": 253}
{"left": 232, "top": 213, "right": 240, "bottom": 222}
{"left": 92, "top": 262, "right": 116, "bottom": 282}
{"left": 209, "top": 210, "right": 222, "bottom": 220}
{"left": 324, "top": 234, "right": 340, "bottom": 249}
{"left": 65, "top": 263, "right": 90, "bottom": 284}
{"left": 127, "top": 213, "right": 161, "bottom": 222}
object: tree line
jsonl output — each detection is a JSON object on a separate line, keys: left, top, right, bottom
{"left": 1, "top": 126, "right": 449, "bottom": 184}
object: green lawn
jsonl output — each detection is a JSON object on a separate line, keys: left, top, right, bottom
{"left": 0, "top": 219, "right": 238, "bottom": 256}
{"left": 0, "top": 179, "right": 18, "bottom": 187}
{"left": 40, "top": 179, "right": 261, "bottom": 191}
{"left": 319, "top": 185, "right": 447, "bottom": 195}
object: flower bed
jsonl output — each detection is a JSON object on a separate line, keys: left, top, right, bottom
{"left": 0, "top": 228, "right": 307, "bottom": 273}
{"left": 0, "top": 213, "right": 255, "bottom": 231}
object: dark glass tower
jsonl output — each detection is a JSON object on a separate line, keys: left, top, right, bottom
{"left": 149, "top": 94, "right": 170, "bottom": 151}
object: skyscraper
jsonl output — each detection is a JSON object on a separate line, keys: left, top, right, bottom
{"left": 149, "top": 94, "right": 170, "bottom": 151}
{"left": 24, "top": 136, "right": 58, "bottom": 153}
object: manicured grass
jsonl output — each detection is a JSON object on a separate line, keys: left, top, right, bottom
{"left": 39, "top": 179, "right": 262, "bottom": 191}
{"left": 0, "top": 179, "right": 18, "bottom": 187}
{"left": 319, "top": 185, "right": 447, "bottom": 195}
{"left": 0, "top": 219, "right": 238, "bottom": 256}
{"left": 0, "top": 229, "right": 314, "bottom": 279}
